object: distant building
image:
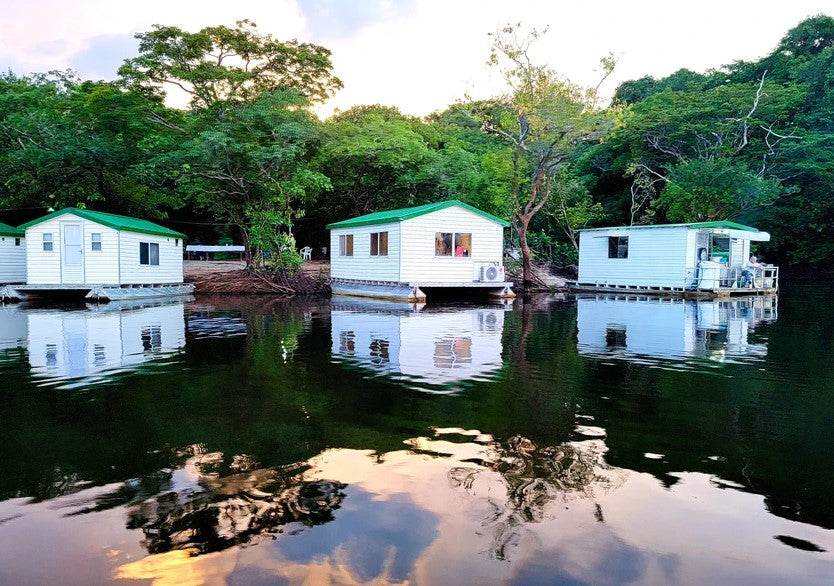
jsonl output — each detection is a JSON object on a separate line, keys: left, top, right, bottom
{"left": 1, "top": 209, "right": 192, "bottom": 302}
{"left": 327, "top": 200, "right": 514, "bottom": 302}
{"left": 576, "top": 221, "right": 777, "bottom": 295}
{"left": 0, "top": 222, "right": 26, "bottom": 284}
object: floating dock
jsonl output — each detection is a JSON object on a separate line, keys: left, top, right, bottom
{"left": 0, "top": 283, "right": 195, "bottom": 303}
{"left": 330, "top": 278, "right": 515, "bottom": 303}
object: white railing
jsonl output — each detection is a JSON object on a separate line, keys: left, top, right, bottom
{"left": 577, "top": 265, "right": 779, "bottom": 292}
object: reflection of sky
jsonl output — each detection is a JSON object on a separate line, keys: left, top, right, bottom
{"left": 276, "top": 488, "right": 438, "bottom": 582}
{"left": 2, "top": 430, "right": 834, "bottom": 585}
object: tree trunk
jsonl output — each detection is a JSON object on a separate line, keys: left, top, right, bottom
{"left": 240, "top": 227, "right": 253, "bottom": 267}
{"left": 517, "top": 214, "right": 533, "bottom": 290}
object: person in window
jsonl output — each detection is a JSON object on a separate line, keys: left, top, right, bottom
{"left": 742, "top": 255, "right": 763, "bottom": 287}
{"left": 455, "top": 243, "right": 467, "bottom": 257}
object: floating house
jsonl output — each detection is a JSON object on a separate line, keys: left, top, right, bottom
{"left": 576, "top": 294, "right": 778, "bottom": 364}
{"left": 576, "top": 221, "right": 778, "bottom": 296}
{"left": 331, "top": 297, "right": 508, "bottom": 388}
{"left": 0, "top": 222, "right": 26, "bottom": 284}
{"left": 1, "top": 208, "right": 193, "bottom": 302}
{"left": 327, "top": 200, "right": 514, "bottom": 302}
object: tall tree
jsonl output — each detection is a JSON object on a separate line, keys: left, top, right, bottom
{"left": 119, "top": 20, "right": 342, "bottom": 108}
{"left": 477, "top": 25, "right": 614, "bottom": 288}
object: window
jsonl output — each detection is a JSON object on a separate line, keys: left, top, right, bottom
{"left": 15, "top": 238, "right": 20, "bottom": 246}
{"left": 339, "top": 234, "right": 354, "bottom": 256}
{"left": 435, "top": 232, "right": 452, "bottom": 256}
{"left": 140, "top": 242, "right": 160, "bottom": 266}
{"left": 43, "top": 233, "right": 53, "bottom": 252}
{"left": 436, "top": 232, "right": 472, "bottom": 257}
{"left": 91, "top": 233, "right": 102, "bottom": 251}
{"left": 370, "top": 232, "right": 388, "bottom": 256}
{"left": 608, "top": 236, "right": 628, "bottom": 259}
{"left": 454, "top": 233, "right": 471, "bottom": 257}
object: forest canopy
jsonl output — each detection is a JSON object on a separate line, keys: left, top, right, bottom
{"left": 2, "top": 15, "right": 833, "bottom": 270}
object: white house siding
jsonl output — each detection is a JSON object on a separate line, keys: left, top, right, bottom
{"left": 25, "top": 217, "right": 72, "bottom": 285}
{"left": 83, "top": 223, "right": 120, "bottom": 284}
{"left": 118, "top": 231, "right": 183, "bottom": 284}
{"left": 578, "top": 227, "right": 690, "bottom": 288}
{"left": 330, "top": 222, "right": 401, "bottom": 281}
{"left": 0, "top": 236, "right": 26, "bottom": 283}
{"left": 399, "top": 207, "right": 504, "bottom": 283}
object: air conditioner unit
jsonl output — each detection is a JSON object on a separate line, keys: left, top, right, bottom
{"left": 480, "top": 264, "right": 504, "bottom": 283}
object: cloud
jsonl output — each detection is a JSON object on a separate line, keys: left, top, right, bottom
{"left": 69, "top": 34, "right": 140, "bottom": 81}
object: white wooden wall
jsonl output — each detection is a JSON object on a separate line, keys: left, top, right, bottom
{"left": 118, "top": 231, "right": 184, "bottom": 284}
{"left": 0, "top": 236, "right": 26, "bottom": 283}
{"left": 578, "top": 227, "right": 690, "bottom": 288}
{"left": 25, "top": 214, "right": 183, "bottom": 285}
{"left": 399, "top": 207, "right": 504, "bottom": 283}
{"left": 330, "top": 222, "right": 401, "bottom": 281}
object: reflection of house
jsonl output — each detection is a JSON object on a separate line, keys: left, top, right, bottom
{"left": 576, "top": 221, "right": 777, "bottom": 295}
{"left": 26, "top": 302, "right": 186, "bottom": 385}
{"left": 0, "top": 305, "right": 27, "bottom": 357}
{"left": 0, "top": 222, "right": 26, "bottom": 284}
{"left": 327, "top": 200, "right": 514, "bottom": 302}
{"left": 331, "top": 298, "right": 507, "bottom": 386}
{"left": 576, "top": 295, "right": 777, "bottom": 362}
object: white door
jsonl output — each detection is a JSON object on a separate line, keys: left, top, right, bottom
{"left": 61, "top": 223, "right": 84, "bottom": 284}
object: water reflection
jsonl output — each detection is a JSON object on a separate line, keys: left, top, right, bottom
{"left": 2, "top": 428, "right": 831, "bottom": 585}
{"left": 577, "top": 295, "right": 778, "bottom": 366}
{"left": 20, "top": 300, "right": 189, "bottom": 388}
{"left": 331, "top": 297, "right": 509, "bottom": 389}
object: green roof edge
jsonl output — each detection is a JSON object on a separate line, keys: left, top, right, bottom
{"left": 579, "top": 220, "right": 761, "bottom": 233}
{"left": 0, "top": 222, "right": 24, "bottom": 238}
{"left": 18, "top": 208, "right": 187, "bottom": 239}
{"left": 326, "top": 200, "right": 511, "bottom": 229}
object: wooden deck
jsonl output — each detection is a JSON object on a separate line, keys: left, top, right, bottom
{"left": 571, "top": 282, "right": 778, "bottom": 298}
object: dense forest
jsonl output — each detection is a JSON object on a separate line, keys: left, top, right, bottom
{"left": 1, "top": 16, "right": 833, "bottom": 276}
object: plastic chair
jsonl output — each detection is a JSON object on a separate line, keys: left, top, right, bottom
{"left": 300, "top": 246, "right": 312, "bottom": 261}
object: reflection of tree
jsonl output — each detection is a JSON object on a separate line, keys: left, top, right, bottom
{"left": 71, "top": 446, "right": 346, "bottom": 557}
{"left": 449, "top": 434, "right": 622, "bottom": 561}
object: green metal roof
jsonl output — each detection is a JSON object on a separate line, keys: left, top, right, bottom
{"left": 326, "top": 200, "right": 511, "bottom": 230}
{"left": 19, "top": 208, "right": 187, "bottom": 239}
{"left": 579, "top": 220, "right": 762, "bottom": 233}
{"left": 0, "top": 222, "right": 23, "bottom": 238}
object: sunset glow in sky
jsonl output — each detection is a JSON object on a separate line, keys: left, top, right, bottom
{"left": 2, "top": 1, "right": 832, "bottom": 117}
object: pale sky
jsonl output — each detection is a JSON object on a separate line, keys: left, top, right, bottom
{"left": 2, "top": 0, "right": 832, "bottom": 118}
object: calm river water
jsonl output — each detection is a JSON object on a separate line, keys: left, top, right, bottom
{"left": 0, "top": 286, "right": 833, "bottom": 585}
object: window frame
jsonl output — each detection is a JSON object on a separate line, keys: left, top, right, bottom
{"left": 370, "top": 231, "right": 388, "bottom": 257}
{"left": 608, "top": 236, "right": 629, "bottom": 259}
{"left": 42, "top": 233, "right": 54, "bottom": 252}
{"left": 338, "top": 234, "right": 354, "bottom": 257}
{"left": 91, "top": 233, "right": 102, "bottom": 252}
{"left": 14, "top": 238, "right": 20, "bottom": 247}
{"left": 436, "top": 232, "right": 472, "bottom": 258}
{"left": 139, "top": 242, "right": 160, "bottom": 266}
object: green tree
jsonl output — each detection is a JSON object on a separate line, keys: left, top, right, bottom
{"left": 119, "top": 20, "right": 342, "bottom": 108}
{"left": 477, "top": 24, "right": 614, "bottom": 288}
{"left": 0, "top": 72, "right": 179, "bottom": 217}
{"left": 147, "top": 90, "right": 330, "bottom": 266}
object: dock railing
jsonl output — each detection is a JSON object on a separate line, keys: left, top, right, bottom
{"left": 577, "top": 265, "right": 779, "bottom": 293}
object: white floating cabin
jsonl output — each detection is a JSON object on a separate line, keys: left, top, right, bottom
{"left": 327, "top": 200, "right": 515, "bottom": 302}
{"left": 576, "top": 221, "right": 778, "bottom": 297}
{"left": 0, "top": 222, "right": 26, "bottom": 285}
{"left": 0, "top": 208, "right": 193, "bottom": 302}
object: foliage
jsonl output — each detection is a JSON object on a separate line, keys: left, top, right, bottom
{"left": 0, "top": 72, "right": 178, "bottom": 217}
{"left": 656, "top": 159, "right": 785, "bottom": 222}
{"left": 145, "top": 90, "right": 330, "bottom": 265}
{"left": 119, "top": 20, "right": 342, "bottom": 108}
{"left": 475, "top": 24, "right": 614, "bottom": 286}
